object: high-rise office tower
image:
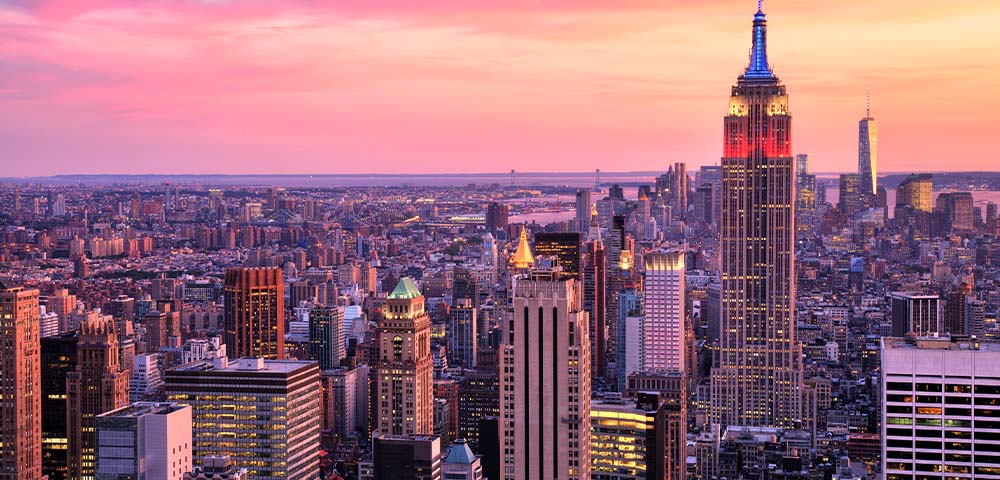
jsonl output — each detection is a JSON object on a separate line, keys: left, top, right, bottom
{"left": 0, "top": 283, "right": 42, "bottom": 480}
{"left": 67, "top": 314, "right": 130, "bottom": 480}
{"left": 794, "top": 154, "right": 816, "bottom": 213}
{"left": 41, "top": 332, "right": 78, "bottom": 480}
{"left": 95, "top": 402, "right": 192, "bottom": 480}
{"left": 309, "top": 305, "right": 345, "bottom": 370}
{"left": 625, "top": 372, "right": 687, "bottom": 480}
{"left": 590, "top": 392, "right": 668, "bottom": 480}
{"left": 166, "top": 358, "right": 321, "bottom": 480}
{"left": 642, "top": 250, "right": 686, "bottom": 373}
{"left": 882, "top": 336, "right": 1000, "bottom": 479}
{"left": 936, "top": 191, "right": 975, "bottom": 232}
{"left": 583, "top": 210, "right": 607, "bottom": 381}
{"left": 672, "top": 162, "right": 688, "bottom": 214}
{"left": 500, "top": 270, "right": 591, "bottom": 480}
{"left": 485, "top": 202, "right": 509, "bottom": 235}
{"left": 838, "top": 173, "right": 866, "bottom": 216}
{"left": 482, "top": 231, "right": 497, "bottom": 268}
{"left": 448, "top": 299, "right": 478, "bottom": 369}
{"left": 711, "top": 3, "right": 802, "bottom": 429}
{"left": 616, "top": 277, "right": 643, "bottom": 392}
{"left": 223, "top": 267, "right": 285, "bottom": 359}
{"left": 143, "top": 310, "right": 167, "bottom": 352}
{"left": 858, "top": 92, "right": 878, "bottom": 197}
{"left": 896, "top": 173, "right": 933, "bottom": 212}
{"left": 377, "top": 278, "right": 434, "bottom": 436}
{"left": 534, "top": 232, "right": 582, "bottom": 277}
{"left": 889, "top": 292, "right": 941, "bottom": 337}
{"left": 575, "top": 188, "right": 592, "bottom": 236}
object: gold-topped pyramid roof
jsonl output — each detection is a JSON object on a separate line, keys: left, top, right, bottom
{"left": 512, "top": 226, "right": 534, "bottom": 269}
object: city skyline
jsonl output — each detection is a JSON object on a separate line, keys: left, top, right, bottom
{"left": 3, "top": 0, "right": 999, "bottom": 176}
{"left": 3, "top": 1, "right": 1000, "bottom": 479}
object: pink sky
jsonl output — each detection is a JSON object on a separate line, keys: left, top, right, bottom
{"left": 2, "top": 0, "right": 999, "bottom": 177}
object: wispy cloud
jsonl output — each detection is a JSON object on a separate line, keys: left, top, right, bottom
{"left": 1, "top": 0, "right": 998, "bottom": 175}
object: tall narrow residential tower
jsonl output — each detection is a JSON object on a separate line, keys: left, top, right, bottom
{"left": 858, "top": 90, "right": 878, "bottom": 197}
{"left": 223, "top": 267, "right": 285, "bottom": 359}
{"left": 711, "top": 2, "right": 802, "bottom": 429}
{"left": 0, "top": 283, "right": 42, "bottom": 480}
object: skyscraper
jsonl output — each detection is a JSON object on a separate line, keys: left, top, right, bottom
{"left": 672, "top": 162, "right": 688, "bottom": 214}
{"left": 711, "top": 3, "right": 802, "bottom": 429}
{"left": 896, "top": 173, "right": 933, "bottom": 212}
{"left": 889, "top": 293, "right": 941, "bottom": 337}
{"left": 41, "top": 332, "right": 78, "bottom": 480}
{"left": 534, "top": 232, "right": 582, "bottom": 277}
{"left": 0, "top": 283, "right": 42, "bottom": 480}
{"left": 882, "top": 336, "right": 1000, "bottom": 479}
{"left": 165, "top": 358, "right": 321, "bottom": 480}
{"left": 575, "top": 188, "right": 592, "bottom": 236}
{"left": 583, "top": 214, "right": 607, "bottom": 381}
{"left": 590, "top": 392, "right": 668, "bottom": 480}
{"left": 858, "top": 91, "right": 878, "bottom": 196}
{"left": 485, "top": 202, "right": 509, "bottom": 235}
{"left": 500, "top": 269, "right": 591, "bottom": 480}
{"left": 377, "top": 278, "right": 434, "bottom": 436}
{"left": 308, "top": 305, "right": 345, "bottom": 370}
{"left": 642, "top": 250, "right": 686, "bottom": 373}
{"left": 448, "top": 299, "right": 478, "bottom": 369}
{"left": 838, "top": 173, "right": 866, "bottom": 216}
{"left": 67, "top": 314, "right": 130, "bottom": 480}
{"left": 223, "top": 267, "right": 285, "bottom": 360}
{"left": 794, "top": 154, "right": 816, "bottom": 213}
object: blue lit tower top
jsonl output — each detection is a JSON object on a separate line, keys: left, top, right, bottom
{"left": 743, "top": 0, "right": 774, "bottom": 81}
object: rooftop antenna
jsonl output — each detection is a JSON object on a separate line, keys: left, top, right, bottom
{"left": 757, "top": 0, "right": 763, "bottom": 12}
{"left": 866, "top": 88, "right": 872, "bottom": 118}
{"left": 595, "top": 169, "right": 600, "bottom": 190}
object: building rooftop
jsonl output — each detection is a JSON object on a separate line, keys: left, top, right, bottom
{"left": 443, "top": 439, "right": 477, "bottom": 465}
{"left": 882, "top": 335, "right": 1000, "bottom": 352}
{"left": 388, "top": 277, "right": 422, "bottom": 300}
{"left": 98, "top": 401, "right": 188, "bottom": 418}
{"left": 172, "top": 357, "right": 317, "bottom": 373}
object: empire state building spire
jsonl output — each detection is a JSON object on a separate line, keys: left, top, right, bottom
{"left": 744, "top": 0, "right": 774, "bottom": 80}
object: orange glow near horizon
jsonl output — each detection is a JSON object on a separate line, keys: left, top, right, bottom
{"left": 1, "top": 0, "right": 999, "bottom": 176}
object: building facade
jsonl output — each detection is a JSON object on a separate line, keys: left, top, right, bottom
{"left": 0, "top": 283, "right": 42, "bottom": 480}
{"left": 500, "top": 271, "right": 591, "bottom": 479}
{"left": 95, "top": 402, "right": 192, "bottom": 480}
{"left": 68, "top": 314, "right": 131, "bottom": 480}
{"left": 309, "top": 305, "right": 345, "bottom": 370}
{"left": 642, "top": 250, "right": 685, "bottom": 372}
{"left": 882, "top": 336, "right": 1000, "bottom": 479}
{"left": 41, "top": 332, "right": 78, "bottom": 480}
{"left": 377, "top": 278, "right": 434, "bottom": 436}
{"left": 165, "top": 358, "right": 321, "bottom": 480}
{"left": 223, "top": 267, "right": 285, "bottom": 360}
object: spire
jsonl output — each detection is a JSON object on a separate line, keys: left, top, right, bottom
{"left": 587, "top": 203, "right": 602, "bottom": 244}
{"left": 744, "top": 0, "right": 774, "bottom": 79}
{"left": 512, "top": 226, "right": 534, "bottom": 269}
{"left": 866, "top": 88, "right": 873, "bottom": 119}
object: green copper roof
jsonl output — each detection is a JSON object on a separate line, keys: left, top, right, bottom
{"left": 389, "top": 277, "right": 422, "bottom": 299}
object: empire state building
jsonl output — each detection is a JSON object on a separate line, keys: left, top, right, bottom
{"left": 710, "top": 2, "right": 802, "bottom": 429}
